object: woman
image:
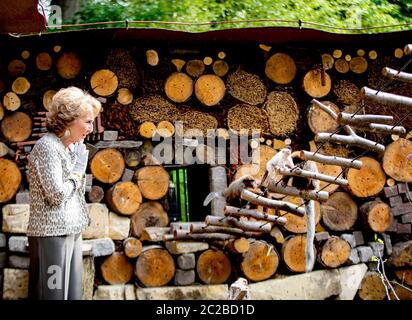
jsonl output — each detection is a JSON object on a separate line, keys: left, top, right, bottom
{"left": 27, "top": 86, "right": 101, "bottom": 300}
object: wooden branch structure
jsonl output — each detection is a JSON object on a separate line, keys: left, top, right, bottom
{"left": 266, "top": 180, "right": 329, "bottom": 202}
{"left": 361, "top": 86, "right": 412, "bottom": 109}
{"left": 337, "top": 112, "right": 393, "bottom": 125}
{"left": 205, "top": 215, "right": 272, "bottom": 233}
{"left": 190, "top": 223, "right": 262, "bottom": 237}
{"left": 173, "top": 229, "right": 236, "bottom": 241}
{"left": 278, "top": 167, "right": 348, "bottom": 186}
{"left": 298, "top": 150, "right": 362, "bottom": 169}
{"left": 224, "top": 206, "right": 287, "bottom": 226}
{"left": 382, "top": 67, "right": 412, "bottom": 84}
{"left": 240, "top": 189, "right": 306, "bottom": 217}
{"left": 312, "top": 99, "right": 386, "bottom": 154}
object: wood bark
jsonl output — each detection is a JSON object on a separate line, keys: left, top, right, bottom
{"left": 382, "top": 67, "right": 412, "bottom": 83}
{"left": 135, "top": 247, "right": 175, "bottom": 287}
{"left": 278, "top": 167, "right": 348, "bottom": 187}
{"left": 123, "top": 237, "right": 143, "bottom": 259}
{"left": 90, "top": 69, "right": 118, "bottom": 97}
{"left": 174, "top": 229, "right": 236, "bottom": 241}
{"left": 347, "top": 157, "right": 386, "bottom": 198}
{"left": 317, "top": 236, "right": 351, "bottom": 268}
{"left": 206, "top": 215, "right": 271, "bottom": 234}
{"left": 241, "top": 241, "right": 279, "bottom": 282}
{"left": 56, "top": 52, "right": 82, "bottom": 79}
{"left": 281, "top": 235, "right": 314, "bottom": 273}
{"left": 164, "top": 72, "right": 193, "bottom": 103}
{"left": 100, "top": 252, "right": 133, "bottom": 285}
{"left": 321, "top": 191, "right": 358, "bottom": 231}
{"left": 265, "top": 52, "right": 296, "bottom": 84}
{"left": 361, "top": 86, "right": 412, "bottom": 109}
{"left": 224, "top": 206, "right": 287, "bottom": 226}
{"left": 303, "top": 69, "right": 331, "bottom": 98}
{"left": 388, "top": 241, "right": 412, "bottom": 268}
{"left": 1, "top": 112, "right": 32, "bottom": 142}
{"left": 196, "top": 249, "right": 231, "bottom": 284}
{"left": 359, "top": 200, "right": 393, "bottom": 233}
{"left": 105, "top": 181, "right": 142, "bottom": 215}
{"left": 0, "top": 158, "right": 22, "bottom": 203}
{"left": 140, "top": 227, "right": 170, "bottom": 242}
{"left": 358, "top": 271, "right": 386, "bottom": 300}
{"left": 394, "top": 269, "right": 412, "bottom": 286}
{"left": 266, "top": 180, "right": 329, "bottom": 202}
{"left": 382, "top": 138, "right": 412, "bottom": 182}
{"left": 90, "top": 148, "right": 125, "bottom": 184}
{"left": 194, "top": 74, "right": 225, "bottom": 106}
{"left": 135, "top": 166, "right": 169, "bottom": 200}
{"left": 338, "top": 112, "right": 394, "bottom": 125}
{"left": 190, "top": 223, "right": 252, "bottom": 237}
{"left": 130, "top": 201, "right": 169, "bottom": 238}
{"left": 298, "top": 150, "right": 362, "bottom": 169}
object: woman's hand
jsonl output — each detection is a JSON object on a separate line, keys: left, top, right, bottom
{"left": 72, "top": 142, "right": 89, "bottom": 176}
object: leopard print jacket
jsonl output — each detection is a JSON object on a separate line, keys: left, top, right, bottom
{"left": 27, "top": 133, "right": 89, "bottom": 237}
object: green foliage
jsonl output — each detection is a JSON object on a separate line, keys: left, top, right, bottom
{"left": 62, "top": 0, "right": 412, "bottom": 33}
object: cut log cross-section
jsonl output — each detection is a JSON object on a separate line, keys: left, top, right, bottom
{"left": 196, "top": 249, "right": 231, "bottom": 284}
{"left": 1, "top": 112, "right": 32, "bottom": 142}
{"left": 42, "top": 90, "right": 56, "bottom": 111}
{"left": 321, "top": 191, "right": 358, "bottom": 231}
{"left": 123, "top": 237, "right": 143, "bottom": 259}
{"left": 186, "top": 59, "right": 205, "bottom": 77}
{"left": 303, "top": 69, "right": 331, "bottom": 98}
{"left": 35, "top": 52, "right": 52, "bottom": 71}
{"left": 317, "top": 236, "right": 351, "bottom": 268}
{"left": 227, "top": 69, "right": 267, "bottom": 105}
{"left": 265, "top": 52, "right": 296, "bottom": 84}
{"left": 130, "top": 201, "right": 169, "bottom": 238}
{"left": 240, "top": 240, "right": 279, "bottom": 282}
{"left": 135, "top": 247, "right": 175, "bottom": 287}
{"left": 90, "top": 69, "right": 119, "bottom": 97}
{"left": 90, "top": 148, "right": 125, "bottom": 184}
{"left": 164, "top": 72, "right": 193, "bottom": 103}
{"left": 194, "top": 74, "right": 226, "bottom": 106}
{"left": 359, "top": 200, "right": 393, "bottom": 233}
{"left": 105, "top": 181, "right": 142, "bottom": 215}
{"left": 358, "top": 271, "right": 387, "bottom": 300}
{"left": 56, "top": 52, "right": 82, "bottom": 79}
{"left": 135, "top": 166, "right": 170, "bottom": 200}
{"left": 117, "top": 88, "right": 133, "bottom": 105}
{"left": 100, "top": 252, "right": 133, "bottom": 285}
{"left": 0, "top": 158, "right": 22, "bottom": 203}
{"left": 3, "top": 92, "right": 21, "bottom": 111}
{"left": 347, "top": 157, "right": 386, "bottom": 198}
{"left": 382, "top": 138, "right": 412, "bottom": 182}
{"left": 11, "top": 77, "right": 30, "bottom": 95}
{"left": 212, "top": 60, "right": 229, "bottom": 77}
{"left": 307, "top": 101, "right": 340, "bottom": 134}
{"left": 87, "top": 185, "right": 105, "bottom": 203}
{"left": 281, "top": 235, "right": 315, "bottom": 273}
{"left": 227, "top": 237, "right": 250, "bottom": 254}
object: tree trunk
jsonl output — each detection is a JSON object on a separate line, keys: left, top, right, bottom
{"left": 7, "top": 59, "right": 26, "bottom": 77}
{"left": 100, "top": 252, "right": 133, "bottom": 285}
{"left": 164, "top": 72, "right": 193, "bottom": 103}
{"left": 1, "top": 112, "right": 32, "bottom": 142}
{"left": 281, "top": 235, "right": 314, "bottom": 273}
{"left": 194, "top": 74, "right": 225, "bottom": 106}
{"left": 105, "top": 181, "right": 142, "bottom": 215}
{"left": 212, "top": 60, "right": 229, "bottom": 77}
{"left": 388, "top": 241, "right": 412, "bottom": 268}
{"left": 307, "top": 100, "right": 340, "bottom": 134}
{"left": 347, "top": 157, "right": 386, "bottom": 198}
{"left": 280, "top": 196, "right": 320, "bottom": 234}
{"left": 359, "top": 200, "right": 393, "bottom": 233}
{"left": 56, "top": 52, "right": 82, "bottom": 79}
{"left": 358, "top": 271, "right": 386, "bottom": 300}
{"left": 264, "top": 52, "right": 296, "bottom": 84}
{"left": 317, "top": 236, "right": 350, "bottom": 268}
{"left": 135, "top": 166, "right": 169, "bottom": 200}
{"left": 302, "top": 69, "right": 331, "bottom": 98}
{"left": 140, "top": 227, "right": 170, "bottom": 242}
{"left": 0, "top": 158, "right": 21, "bottom": 203}
{"left": 90, "top": 148, "right": 125, "bottom": 184}
{"left": 3, "top": 92, "right": 21, "bottom": 111}
{"left": 156, "top": 120, "right": 175, "bottom": 138}
{"left": 139, "top": 121, "right": 156, "bottom": 139}
{"left": 241, "top": 240, "right": 279, "bottom": 282}
{"left": 321, "top": 191, "right": 358, "bottom": 231}
{"left": 90, "top": 69, "right": 118, "bottom": 97}
{"left": 35, "top": 52, "right": 52, "bottom": 71}
{"left": 227, "top": 69, "right": 267, "bottom": 105}
{"left": 382, "top": 138, "right": 412, "bottom": 182}
{"left": 196, "top": 249, "right": 231, "bottom": 284}
{"left": 87, "top": 185, "right": 104, "bottom": 203}
{"left": 135, "top": 247, "right": 175, "bottom": 287}
{"left": 123, "top": 237, "right": 142, "bottom": 259}
{"left": 116, "top": 88, "right": 133, "bottom": 105}
{"left": 130, "top": 201, "right": 169, "bottom": 238}
{"left": 349, "top": 56, "right": 368, "bottom": 74}
{"left": 227, "top": 237, "right": 250, "bottom": 254}
{"left": 11, "top": 77, "right": 30, "bottom": 95}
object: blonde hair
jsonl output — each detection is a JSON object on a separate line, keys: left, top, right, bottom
{"left": 46, "top": 87, "right": 101, "bottom": 135}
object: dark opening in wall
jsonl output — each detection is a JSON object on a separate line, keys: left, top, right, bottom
{"left": 166, "top": 165, "right": 210, "bottom": 223}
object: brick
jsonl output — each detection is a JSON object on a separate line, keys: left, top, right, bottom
{"left": 315, "top": 232, "right": 330, "bottom": 242}
{"left": 82, "top": 238, "right": 115, "bottom": 257}
{"left": 103, "top": 131, "right": 118, "bottom": 141}
{"left": 397, "top": 223, "right": 411, "bottom": 234}
{"left": 347, "top": 249, "right": 360, "bottom": 265}
{"left": 0, "top": 233, "right": 6, "bottom": 248}
{"left": 2, "top": 268, "right": 29, "bottom": 300}
{"left": 368, "top": 261, "right": 379, "bottom": 271}
{"left": 401, "top": 212, "right": 412, "bottom": 224}
{"left": 397, "top": 182, "right": 410, "bottom": 194}
{"left": 8, "top": 255, "right": 30, "bottom": 269}
{"left": 368, "top": 242, "right": 384, "bottom": 258}
{"left": 386, "top": 220, "right": 398, "bottom": 232}
{"left": 384, "top": 185, "right": 398, "bottom": 198}
{"left": 382, "top": 233, "right": 392, "bottom": 256}
{"left": 391, "top": 203, "right": 412, "bottom": 216}
{"left": 340, "top": 234, "right": 356, "bottom": 248}
{"left": 8, "top": 236, "right": 28, "bottom": 253}
{"left": 177, "top": 253, "right": 196, "bottom": 270}
{"left": 15, "top": 191, "right": 30, "bottom": 204}
{"left": 0, "top": 252, "right": 7, "bottom": 268}
{"left": 353, "top": 231, "right": 365, "bottom": 246}
{"left": 357, "top": 246, "right": 373, "bottom": 262}
{"left": 174, "top": 269, "right": 195, "bottom": 286}
{"left": 121, "top": 168, "right": 135, "bottom": 182}
{"left": 389, "top": 196, "right": 403, "bottom": 207}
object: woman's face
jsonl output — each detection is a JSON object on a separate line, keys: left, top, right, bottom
{"left": 67, "top": 106, "right": 95, "bottom": 144}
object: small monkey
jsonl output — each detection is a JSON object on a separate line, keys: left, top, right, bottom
{"left": 203, "top": 175, "right": 259, "bottom": 207}
{"left": 260, "top": 148, "right": 294, "bottom": 188}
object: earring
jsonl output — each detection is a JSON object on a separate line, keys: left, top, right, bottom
{"left": 63, "top": 129, "right": 71, "bottom": 139}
